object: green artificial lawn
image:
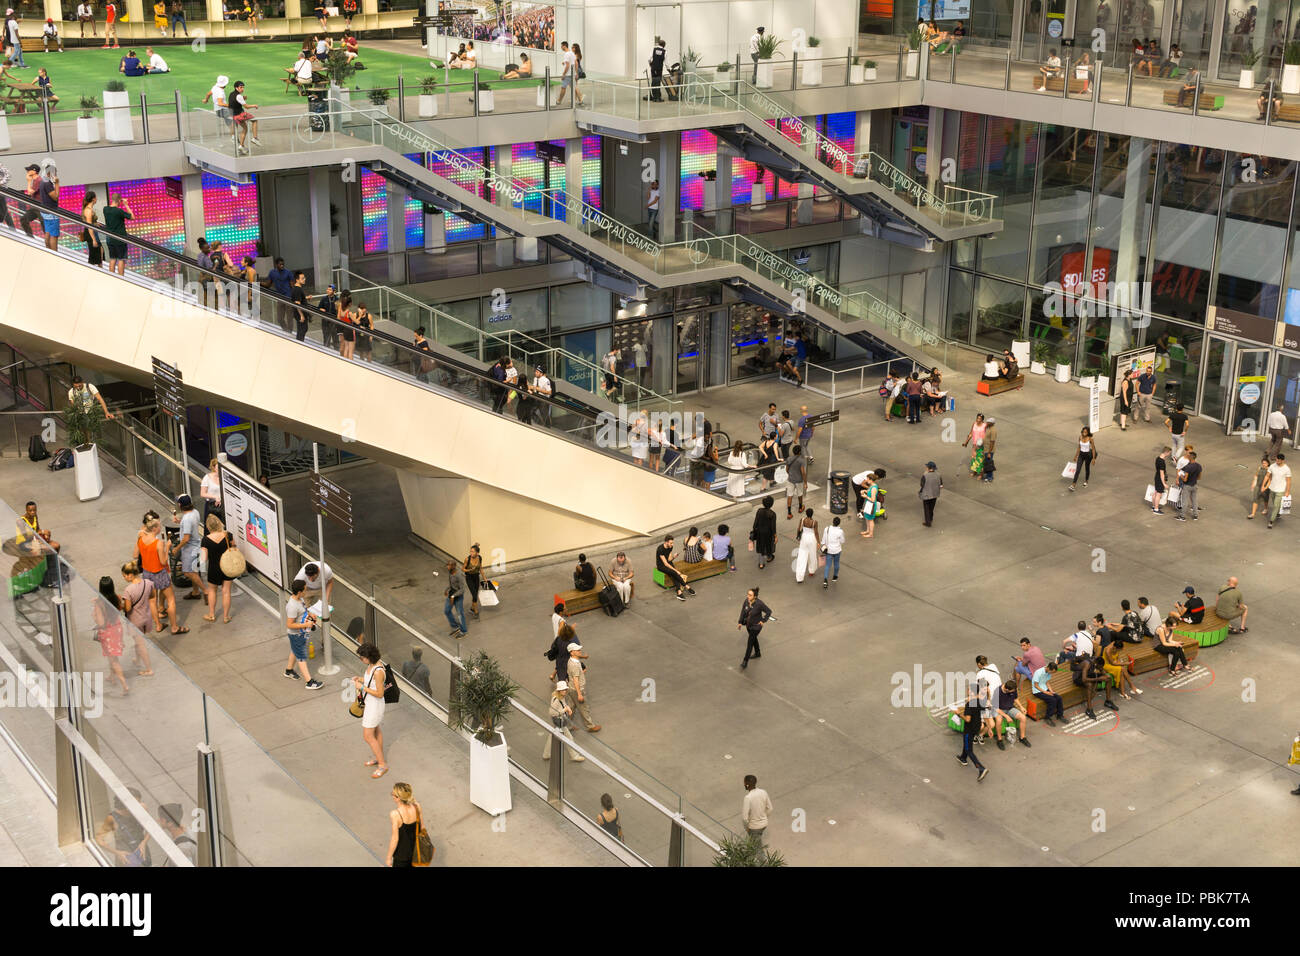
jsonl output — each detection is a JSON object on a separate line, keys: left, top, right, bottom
{"left": 6, "top": 41, "right": 542, "bottom": 121}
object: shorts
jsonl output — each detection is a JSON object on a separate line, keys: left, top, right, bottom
{"left": 41, "top": 214, "right": 60, "bottom": 238}
{"left": 144, "top": 569, "right": 172, "bottom": 591}
{"left": 979, "top": 707, "right": 993, "bottom": 720}
{"left": 216, "top": 107, "right": 232, "bottom": 123}
{"left": 288, "top": 630, "right": 309, "bottom": 662}
{"left": 603, "top": 373, "right": 617, "bottom": 389}
{"left": 561, "top": 74, "right": 574, "bottom": 88}
{"left": 1004, "top": 707, "right": 1023, "bottom": 721}
{"left": 180, "top": 547, "right": 201, "bottom": 573}
{"left": 786, "top": 481, "right": 805, "bottom": 496}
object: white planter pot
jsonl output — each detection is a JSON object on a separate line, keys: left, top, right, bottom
{"left": 468, "top": 730, "right": 512, "bottom": 816}
{"left": 1011, "top": 340, "right": 1031, "bottom": 367}
{"left": 1096, "top": 375, "right": 1110, "bottom": 393}
{"left": 1239, "top": 68, "right": 1255, "bottom": 89}
{"left": 702, "top": 180, "right": 716, "bottom": 213}
{"left": 1055, "top": 363, "right": 1072, "bottom": 383}
{"left": 477, "top": 89, "right": 495, "bottom": 112}
{"left": 0, "top": 110, "right": 9, "bottom": 151}
{"left": 750, "top": 181, "right": 766, "bottom": 211}
{"left": 1079, "top": 374, "right": 1096, "bottom": 389}
{"left": 756, "top": 60, "right": 774, "bottom": 88}
{"left": 102, "top": 90, "right": 133, "bottom": 143}
{"left": 1030, "top": 361, "right": 1046, "bottom": 375}
{"left": 864, "top": 67, "right": 877, "bottom": 81}
{"left": 850, "top": 64, "right": 864, "bottom": 83}
{"left": 801, "top": 57, "right": 822, "bottom": 86}
{"left": 76, "top": 116, "right": 100, "bottom": 144}
{"left": 1283, "top": 63, "right": 1300, "bottom": 94}
{"left": 418, "top": 93, "right": 438, "bottom": 117}
{"left": 72, "top": 444, "right": 103, "bottom": 502}
{"left": 536, "top": 84, "right": 547, "bottom": 108}
{"left": 905, "top": 51, "right": 919, "bottom": 78}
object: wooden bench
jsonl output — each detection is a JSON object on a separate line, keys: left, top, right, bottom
{"left": 1162, "top": 88, "right": 1224, "bottom": 110}
{"left": 1275, "top": 102, "right": 1300, "bottom": 122}
{"left": 1044, "top": 75, "right": 1089, "bottom": 94}
{"left": 555, "top": 586, "right": 603, "bottom": 616}
{"left": 1018, "top": 637, "right": 1203, "bottom": 718}
{"left": 19, "top": 37, "right": 46, "bottom": 53}
{"left": 653, "top": 557, "right": 729, "bottom": 589}
{"left": 976, "top": 374, "right": 1024, "bottom": 396}
{"left": 1172, "top": 610, "right": 1231, "bottom": 647}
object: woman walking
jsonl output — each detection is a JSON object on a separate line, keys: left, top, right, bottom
{"left": 94, "top": 577, "right": 131, "bottom": 695}
{"left": 82, "top": 191, "right": 103, "bottom": 268}
{"left": 725, "top": 439, "right": 748, "bottom": 497}
{"left": 1070, "top": 426, "right": 1098, "bottom": 490}
{"left": 596, "top": 793, "right": 623, "bottom": 841}
{"left": 859, "top": 472, "right": 880, "bottom": 538}
{"left": 571, "top": 43, "right": 586, "bottom": 106}
{"left": 757, "top": 431, "right": 781, "bottom": 491}
{"left": 133, "top": 516, "right": 168, "bottom": 633}
{"left": 820, "top": 515, "right": 844, "bottom": 588}
{"left": 750, "top": 495, "right": 777, "bottom": 570}
{"left": 200, "top": 515, "right": 235, "bottom": 624}
{"left": 119, "top": 562, "right": 157, "bottom": 675}
{"left": 200, "top": 458, "right": 224, "bottom": 524}
{"left": 793, "top": 508, "right": 819, "bottom": 583}
{"left": 386, "top": 782, "right": 423, "bottom": 867}
{"left": 1117, "top": 370, "right": 1134, "bottom": 430}
{"left": 463, "top": 543, "right": 483, "bottom": 619}
{"left": 101, "top": 194, "right": 133, "bottom": 276}
{"left": 962, "top": 412, "right": 987, "bottom": 479}
{"left": 354, "top": 643, "right": 389, "bottom": 778}
{"left": 543, "top": 681, "right": 585, "bottom": 762}
{"left": 1249, "top": 453, "right": 1271, "bottom": 519}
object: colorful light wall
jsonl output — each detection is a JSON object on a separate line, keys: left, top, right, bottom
{"left": 201, "top": 171, "right": 260, "bottom": 263}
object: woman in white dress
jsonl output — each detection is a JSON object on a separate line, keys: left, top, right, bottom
{"left": 354, "top": 643, "right": 389, "bottom": 778}
{"left": 793, "top": 507, "right": 820, "bottom": 583}
{"left": 629, "top": 414, "right": 649, "bottom": 467}
{"left": 725, "top": 439, "right": 748, "bottom": 498}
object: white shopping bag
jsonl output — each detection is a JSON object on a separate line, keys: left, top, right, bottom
{"left": 774, "top": 464, "right": 788, "bottom": 485}
{"left": 1166, "top": 484, "right": 1181, "bottom": 505}
{"left": 1062, "top": 461, "right": 1077, "bottom": 479}
{"left": 1144, "top": 484, "right": 1167, "bottom": 505}
{"left": 478, "top": 589, "right": 500, "bottom": 607}
{"left": 1283, "top": 494, "right": 1293, "bottom": 516}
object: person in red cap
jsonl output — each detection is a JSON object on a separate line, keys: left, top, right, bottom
{"left": 42, "top": 17, "right": 63, "bottom": 51}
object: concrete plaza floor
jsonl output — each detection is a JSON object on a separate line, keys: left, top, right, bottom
{"left": 288, "top": 350, "right": 1300, "bottom": 866}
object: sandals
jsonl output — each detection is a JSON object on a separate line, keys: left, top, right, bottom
{"left": 371, "top": 766, "right": 389, "bottom": 778}
{"left": 170, "top": 626, "right": 190, "bottom": 635}
{"left": 364, "top": 759, "right": 379, "bottom": 767}
{"left": 222, "top": 616, "right": 233, "bottom": 624}
{"left": 202, "top": 615, "right": 216, "bottom": 622}
{"left": 1228, "top": 627, "right": 1248, "bottom": 634}
{"left": 138, "top": 669, "right": 154, "bottom": 677}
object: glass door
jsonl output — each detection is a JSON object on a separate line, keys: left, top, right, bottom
{"left": 1274, "top": 352, "right": 1300, "bottom": 449}
{"left": 675, "top": 312, "right": 702, "bottom": 394}
{"left": 1229, "top": 348, "right": 1273, "bottom": 434}
{"left": 1199, "top": 336, "right": 1234, "bottom": 422}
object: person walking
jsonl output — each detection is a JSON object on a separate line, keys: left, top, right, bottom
{"left": 353, "top": 643, "right": 389, "bottom": 778}
{"left": 785, "top": 444, "right": 807, "bottom": 518}
{"left": 981, "top": 417, "right": 998, "bottom": 483}
{"left": 646, "top": 179, "right": 660, "bottom": 238}
{"left": 1135, "top": 363, "right": 1157, "bottom": 422}
{"left": 1174, "top": 450, "right": 1201, "bottom": 521}
{"left": 796, "top": 405, "right": 816, "bottom": 464}
{"left": 199, "top": 515, "right": 235, "bottom": 624}
{"left": 565, "top": 642, "right": 601, "bottom": 732}
{"left": 1152, "top": 446, "right": 1171, "bottom": 515}
{"left": 1117, "top": 369, "right": 1134, "bottom": 429}
{"left": 1248, "top": 453, "right": 1271, "bottom": 519}
{"left": 596, "top": 794, "right": 623, "bottom": 841}
{"left": 725, "top": 439, "right": 749, "bottom": 497}
{"left": 737, "top": 587, "right": 771, "bottom": 670}
{"left": 749, "top": 26, "right": 765, "bottom": 83}
{"left": 172, "top": 494, "right": 204, "bottom": 606}
{"left": 1266, "top": 403, "right": 1292, "bottom": 459}
{"left": 741, "top": 774, "right": 772, "bottom": 841}
{"left": 919, "top": 461, "right": 942, "bottom": 527}
{"left": 543, "top": 680, "right": 587, "bottom": 762}
{"left": 750, "top": 495, "right": 777, "bottom": 569}
{"left": 1164, "top": 402, "right": 1189, "bottom": 459}
{"left": 776, "top": 409, "right": 795, "bottom": 465}
{"left": 283, "top": 578, "right": 324, "bottom": 689}
{"left": 93, "top": 577, "right": 131, "bottom": 696}
{"left": 757, "top": 431, "right": 781, "bottom": 492}
{"left": 1265, "top": 452, "right": 1292, "bottom": 528}
{"left": 1070, "top": 426, "right": 1098, "bottom": 490}
{"left": 463, "top": 544, "right": 484, "bottom": 619}
{"left": 820, "top": 516, "right": 844, "bottom": 588}
{"left": 555, "top": 40, "right": 575, "bottom": 105}
{"left": 443, "top": 559, "right": 468, "bottom": 638}
{"left": 962, "top": 413, "right": 987, "bottom": 479}
{"left": 200, "top": 458, "right": 224, "bottom": 524}
{"left": 953, "top": 684, "right": 989, "bottom": 781}
{"left": 386, "top": 782, "right": 425, "bottom": 866}
{"left": 792, "top": 507, "right": 819, "bottom": 584}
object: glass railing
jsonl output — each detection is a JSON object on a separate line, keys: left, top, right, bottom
{"left": 802, "top": 355, "right": 938, "bottom": 399}
{"left": 0, "top": 91, "right": 182, "bottom": 153}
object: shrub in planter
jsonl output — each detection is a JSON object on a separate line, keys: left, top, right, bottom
{"left": 713, "top": 834, "right": 788, "bottom": 867}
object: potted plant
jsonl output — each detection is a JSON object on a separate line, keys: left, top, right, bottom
{"left": 1240, "top": 44, "right": 1260, "bottom": 89}
{"left": 102, "top": 79, "right": 132, "bottom": 143}
{"left": 906, "top": 28, "right": 922, "bottom": 78}
{"left": 712, "top": 834, "right": 787, "bottom": 867}
{"left": 683, "top": 46, "right": 702, "bottom": 73}
{"left": 253, "top": 239, "right": 273, "bottom": 276}
{"left": 863, "top": 59, "right": 878, "bottom": 81}
{"left": 1284, "top": 41, "right": 1300, "bottom": 94}
{"left": 77, "top": 96, "right": 101, "bottom": 144}
{"left": 1054, "top": 347, "right": 1072, "bottom": 383}
{"left": 450, "top": 650, "right": 519, "bottom": 816}
{"left": 850, "top": 56, "right": 864, "bottom": 83}
{"left": 65, "top": 399, "right": 106, "bottom": 501}
{"left": 801, "top": 35, "right": 823, "bottom": 86}
{"left": 418, "top": 74, "right": 439, "bottom": 117}
{"left": 367, "top": 86, "right": 392, "bottom": 117}
{"left": 755, "top": 33, "right": 783, "bottom": 88}
{"left": 716, "top": 60, "right": 731, "bottom": 72}
{"left": 323, "top": 48, "right": 358, "bottom": 105}
{"left": 1030, "top": 340, "right": 1052, "bottom": 375}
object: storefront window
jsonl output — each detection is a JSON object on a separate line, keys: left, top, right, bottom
{"left": 1171, "top": 0, "right": 1214, "bottom": 70}
{"left": 974, "top": 275, "right": 1027, "bottom": 351}
{"left": 1077, "top": 0, "right": 1164, "bottom": 68}
{"left": 1272, "top": 352, "right": 1300, "bottom": 448}
{"left": 729, "top": 305, "right": 776, "bottom": 383}
{"left": 1214, "top": 153, "right": 1293, "bottom": 320}
{"left": 981, "top": 118, "right": 1040, "bottom": 281}
{"left": 551, "top": 282, "right": 613, "bottom": 330}
{"left": 1027, "top": 288, "right": 1079, "bottom": 365}
{"left": 1219, "top": 0, "right": 1287, "bottom": 80}
{"left": 1149, "top": 144, "right": 1223, "bottom": 323}
{"left": 612, "top": 318, "right": 658, "bottom": 398}
{"left": 947, "top": 270, "right": 975, "bottom": 343}
{"left": 1029, "top": 126, "right": 1096, "bottom": 288}
{"left": 1140, "top": 316, "right": 1204, "bottom": 409}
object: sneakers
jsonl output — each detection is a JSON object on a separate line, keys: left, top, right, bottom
{"left": 250, "top": 136, "right": 263, "bottom": 146}
{"left": 1044, "top": 716, "right": 1057, "bottom": 727}
{"left": 675, "top": 592, "right": 686, "bottom": 601}
{"left": 283, "top": 668, "right": 300, "bottom": 680}
{"left": 977, "top": 767, "right": 989, "bottom": 781}
{"left": 1068, "top": 485, "right": 1075, "bottom": 492}
{"left": 1085, "top": 708, "right": 1098, "bottom": 721}
{"left": 822, "top": 580, "right": 828, "bottom": 589}
{"left": 685, "top": 586, "right": 696, "bottom": 595}
{"left": 1176, "top": 514, "right": 1186, "bottom": 521}
{"left": 1103, "top": 700, "right": 1119, "bottom": 711}
{"left": 955, "top": 756, "right": 969, "bottom": 766}
{"left": 995, "top": 738, "right": 1005, "bottom": 751}
{"left": 305, "top": 679, "right": 323, "bottom": 690}
{"left": 1018, "top": 737, "right": 1032, "bottom": 747}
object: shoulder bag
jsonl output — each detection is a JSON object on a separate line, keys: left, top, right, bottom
{"left": 413, "top": 806, "right": 435, "bottom": 866}
{"left": 219, "top": 539, "right": 246, "bottom": 578}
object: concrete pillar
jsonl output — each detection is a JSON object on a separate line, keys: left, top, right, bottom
{"left": 44, "top": 0, "right": 63, "bottom": 24}
{"left": 715, "top": 146, "right": 733, "bottom": 235}
{"left": 925, "top": 106, "right": 946, "bottom": 198}
{"left": 181, "top": 173, "right": 206, "bottom": 255}
{"left": 308, "top": 166, "right": 334, "bottom": 291}
{"left": 424, "top": 207, "right": 446, "bottom": 253}
{"left": 386, "top": 180, "right": 408, "bottom": 285}
{"left": 207, "top": 0, "right": 225, "bottom": 24}
{"left": 658, "top": 132, "right": 680, "bottom": 243}
{"left": 564, "top": 136, "right": 583, "bottom": 227}
{"left": 1108, "top": 137, "right": 1152, "bottom": 355}
{"left": 494, "top": 144, "right": 514, "bottom": 210}
{"left": 363, "top": 0, "right": 379, "bottom": 14}
{"left": 125, "top": 0, "right": 145, "bottom": 30}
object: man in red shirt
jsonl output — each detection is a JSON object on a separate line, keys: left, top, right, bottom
{"left": 1011, "top": 637, "right": 1046, "bottom": 680}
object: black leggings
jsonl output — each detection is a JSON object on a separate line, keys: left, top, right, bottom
{"left": 1155, "top": 643, "right": 1188, "bottom": 671}
{"left": 1073, "top": 451, "right": 1093, "bottom": 484}
{"left": 660, "top": 565, "right": 686, "bottom": 590}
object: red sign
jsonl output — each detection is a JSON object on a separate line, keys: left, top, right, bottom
{"left": 1061, "top": 247, "right": 1113, "bottom": 296}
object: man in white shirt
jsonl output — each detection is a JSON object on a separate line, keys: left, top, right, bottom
{"left": 742, "top": 774, "right": 772, "bottom": 842}
{"left": 203, "top": 75, "right": 232, "bottom": 127}
{"left": 975, "top": 654, "right": 1002, "bottom": 745}
{"left": 463, "top": 40, "right": 477, "bottom": 67}
{"left": 293, "top": 561, "right": 335, "bottom": 606}
{"left": 749, "top": 26, "right": 765, "bottom": 83}
{"left": 1036, "top": 49, "right": 1063, "bottom": 90}
{"left": 555, "top": 40, "right": 575, "bottom": 105}
{"left": 67, "top": 375, "right": 115, "bottom": 419}
{"left": 1136, "top": 596, "right": 1160, "bottom": 637}
{"left": 42, "top": 18, "right": 63, "bottom": 52}
{"left": 646, "top": 179, "right": 660, "bottom": 238}
{"left": 77, "top": 2, "right": 95, "bottom": 38}
{"left": 1265, "top": 452, "right": 1292, "bottom": 528}
{"left": 820, "top": 516, "right": 844, "bottom": 588}
{"left": 288, "top": 52, "right": 315, "bottom": 88}
{"left": 1266, "top": 403, "right": 1291, "bottom": 459}
{"left": 146, "top": 46, "right": 168, "bottom": 73}
{"left": 530, "top": 366, "right": 554, "bottom": 425}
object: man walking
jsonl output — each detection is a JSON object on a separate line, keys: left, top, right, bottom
{"left": 1266, "top": 403, "right": 1292, "bottom": 459}
{"left": 749, "top": 26, "right": 765, "bottom": 83}
{"left": 742, "top": 775, "right": 772, "bottom": 842}
{"left": 759, "top": 402, "right": 779, "bottom": 441}
{"left": 953, "top": 682, "right": 989, "bottom": 781}
{"left": 785, "top": 444, "right": 807, "bottom": 518}
{"left": 645, "top": 180, "right": 660, "bottom": 239}
{"left": 565, "top": 642, "right": 601, "bottom": 732}
{"left": 982, "top": 417, "right": 998, "bottom": 482}
{"left": 776, "top": 409, "right": 794, "bottom": 461}
{"left": 172, "top": 494, "right": 204, "bottom": 602}
{"left": 796, "top": 405, "right": 815, "bottom": 464}
{"left": 919, "top": 461, "right": 942, "bottom": 527}
{"left": 648, "top": 36, "right": 666, "bottom": 101}
{"left": 1265, "top": 452, "right": 1292, "bottom": 528}
{"left": 443, "top": 559, "right": 468, "bottom": 638}
{"left": 1164, "top": 402, "right": 1189, "bottom": 459}
{"left": 737, "top": 587, "right": 771, "bottom": 670}
{"left": 1136, "top": 364, "right": 1157, "bottom": 422}
{"left": 1174, "top": 450, "right": 1201, "bottom": 522}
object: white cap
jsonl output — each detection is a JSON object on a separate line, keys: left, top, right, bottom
{"left": 555, "top": 680, "right": 568, "bottom": 691}
{"left": 216, "top": 75, "right": 229, "bottom": 86}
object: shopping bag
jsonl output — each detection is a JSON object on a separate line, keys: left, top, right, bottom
{"left": 774, "top": 465, "right": 788, "bottom": 485}
{"left": 817, "top": 554, "right": 826, "bottom": 569}
{"left": 1166, "top": 484, "right": 1181, "bottom": 505}
{"left": 1289, "top": 736, "right": 1300, "bottom": 765}
{"left": 945, "top": 396, "right": 955, "bottom": 412}
{"left": 747, "top": 539, "right": 755, "bottom": 552}
{"left": 1282, "top": 494, "right": 1293, "bottom": 516}
{"left": 1062, "top": 461, "right": 1077, "bottom": 479}
{"left": 478, "top": 588, "right": 500, "bottom": 607}
{"left": 1143, "top": 484, "right": 1163, "bottom": 504}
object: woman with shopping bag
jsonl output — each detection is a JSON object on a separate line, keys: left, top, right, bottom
{"left": 1069, "top": 427, "right": 1099, "bottom": 491}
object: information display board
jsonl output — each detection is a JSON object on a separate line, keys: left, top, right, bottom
{"left": 219, "top": 461, "right": 287, "bottom": 588}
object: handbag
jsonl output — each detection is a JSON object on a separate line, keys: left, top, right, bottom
{"left": 774, "top": 464, "right": 788, "bottom": 485}
{"left": 219, "top": 541, "right": 246, "bottom": 578}
{"left": 348, "top": 691, "right": 365, "bottom": 718}
{"left": 412, "top": 807, "right": 435, "bottom": 866}
{"left": 747, "top": 538, "right": 756, "bottom": 551}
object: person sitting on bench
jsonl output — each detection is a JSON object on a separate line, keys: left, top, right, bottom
{"left": 777, "top": 342, "right": 803, "bottom": 387}
{"left": 655, "top": 534, "right": 695, "bottom": 601}
{"left": 1035, "top": 49, "right": 1062, "bottom": 90}
{"left": 1157, "top": 43, "right": 1182, "bottom": 77}
{"left": 15, "top": 501, "right": 60, "bottom": 556}
{"left": 982, "top": 353, "right": 1002, "bottom": 381}
{"left": 1176, "top": 65, "right": 1200, "bottom": 107}
{"left": 1101, "top": 599, "right": 1145, "bottom": 646}
{"left": 999, "top": 348, "right": 1020, "bottom": 379}
{"left": 1072, "top": 651, "right": 1117, "bottom": 720}
{"left": 1173, "top": 585, "right": 1205, "bottom": 624}
{"left": 607, "top": 551, "right": 634, "bottom": 605}
{"left": 572, "top": 553, "right": 596, "bottom": 592}
{"left": 1258, "top": 87, "right": 1282, "bottom": 120}
{"left": 1215, "top": 576, "right": 1249, "bottom": 634}
{"left": 1030, "top": 661, "right": 1063, "bottom": 727}
{"left": 1154, "top": 614, "right": 1191, "bottom": 673}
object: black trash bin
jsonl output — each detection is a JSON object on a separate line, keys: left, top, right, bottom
{"left": 829, "top": 471, "right": 851, "bottom": 515}
{"left": 308, "top": 92, "right": 330, "bottom": 132}
{"left": 1163, "top": 379, "right": 1181, "bottom": 414}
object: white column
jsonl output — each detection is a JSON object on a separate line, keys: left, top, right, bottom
{"left": 308, "top": 166, "right": 334, "bottom": 291}
{"left": 853, "top": 109, "right": 872, "bottom": 158}
{"left": 1108, "top": 137, "right": 1152, "bottom": 355}
{"left": 715, "top": 146, "right": 734, "bottom": 235}
{"left": 658, "top": 132, "right": 679, "bottom": 243}
{"left": 181, "top": 174, "right": 206, "bottom": 255}
{"left": 925, "top": 106, "right": 946, "bottom": 197}
{"left": 43, "top": 0, "right": 64, "bottom": 24}
{"left": 564, "top": 136, "right": 583, "bottom": 228}
{"left": 386, "top": 180, "right": 408, "bottom": 284}
{"left": 495, "top": 143, "right": 513, "bottom": 210}
{"left": 424, "top": 206, "right": 446, "bottom": 254}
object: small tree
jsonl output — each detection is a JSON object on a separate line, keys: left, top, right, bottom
{"left": 79, "top": 96, "right": 100, "bottom": 119}
{"left": 105, "top": 79, "right": 126, "bottom": 93}
{"left": 450, "top": 650, "right": 519, "bottom": 744}
{"left": 65, "top": 399, "right": 106, "bottom": 448}
{"left": 907, "top": 28, "right": 923, "bottom": 51}
{"left": 323, "top": 48, "right": 359, "bottom": 89}
{"left": 367, "top": 87, "right": 392, "bottom": 105}
{"left": 712, "top": 834, "right": 787, "bottom": 867}
{"left": 1284, "top": 41, "right": 1300, "bottom": 66}
{"left": 419, "top": 75, "right": 439, "bottom": 95}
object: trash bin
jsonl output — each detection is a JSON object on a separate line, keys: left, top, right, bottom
{"left": 1162, "top": 379, "right": 1181, "bottom": 414}
{"left": 829, "top": 471, "right": 851, "bottom": 515}
{"left": 308, "top": 92, "right": 330, "bottom": 132}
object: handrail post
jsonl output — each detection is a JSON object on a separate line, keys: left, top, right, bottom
{"left": 544, "top": 66, "right": 551, "bottom": 110}
{"left": 1266, "top": 78, "right": 1276, "bottom": 124}
{"left": 1004, "top": 48, "right": 1011, "bottom": 89}
{"left": 473, "top": 71, "right": 480, "bottom": 116}
{"left": 667, "top": 818, "right": 685, "bottom": 866}
{"left": 1061, "top": 55, "right": 1070, "bottom": 97}
{"left": 1191, "top": 75, "right": 1201, "bottom": 114}
{"left": 1125, "top": 61, "right": 1134, "bottom": 105}
{"left": 174, "top": 88, "right": 184, "bottom": 141}
{"left": 397, "top": 74, "right": 405, "bottom": 123}
{"left": 140, "top": 92, "right": 150, "bottom": 143}
{"left": 950, "top": 42, "right": 957, "bottom": 82}
{"left": 792, "top": 50, "right": 799, "bottom": 90}
{"left": 41, "top": 94, "right": 53, "bottom": 152}
{"left": 898, "top": 43, "right": 904, "bottom": 80}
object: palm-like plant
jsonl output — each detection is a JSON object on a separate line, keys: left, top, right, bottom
{"left": 756, "top": 34, "right": 784, "bottom": 60}
{"left": 451, "top": 650, "right": 519, "bottom": 744}
{"left": 712, "top": 834, "right": 787, "bottom": 866}
{"left": 323, "top": 48, "right": 359, "bottom": 89}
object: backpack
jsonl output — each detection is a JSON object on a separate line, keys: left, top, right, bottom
{"left": 28, "top": 434, "right": 50, "bottom": 462}
{"left": 48, "top": 447, "right": 74, "bottom": 471}
{"left": 376, "top": 662, "right": 400, "bottom": 704}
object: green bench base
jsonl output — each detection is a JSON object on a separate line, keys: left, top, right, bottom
{"left": 8, "top": 556, "right": 46, "bottom": 599}
{"left": 654, "top": 558, "right": 729, "bottom": 589}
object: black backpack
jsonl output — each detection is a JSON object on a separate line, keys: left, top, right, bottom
{"left": 28, "top": 434, "right": 50, "bottom": 462}
{"left": 378, "top": 662, "right": 400, "bottom": 704}
{"left": 48, "top": 447, "right": 73, "bottom": 471}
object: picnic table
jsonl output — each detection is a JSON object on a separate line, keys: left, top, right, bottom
{"left": 2, "top": 80, "right": 44, "bottom": 114}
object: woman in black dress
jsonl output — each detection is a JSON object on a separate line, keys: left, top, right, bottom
{"left": 757, "top": 433, "right": 782, "bottom": 491}
{"left": 387, "top": 782, "right": 424, "bottom": 867}
{"left": 1117, "top": 369, "right": 1134, "bottom": 430}
{"left": 354, "top": 301, "right": 374, "bottom": 362}
{"left": 200, "top": 515, "right": 235, "bottom": 623}
{"left": 83, "top": 191, "right": 103, "bottom": 267}
{"left": 463, "top": 544, "right": 483, "bottom": 619}
{"left": 750, "top": 495, "right": 778, "bottom": 570}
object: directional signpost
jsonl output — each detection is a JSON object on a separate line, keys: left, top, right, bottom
{"left": 151, "top": 356, "right": 191, "bottom": 498}
{"left": 308, "top": 442, "right": 352, "bottom": 676}
{"left": 816, "top": 406, "right": 846, "bottom": 510}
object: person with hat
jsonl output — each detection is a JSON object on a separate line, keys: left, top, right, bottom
{"left": 749, "top": 25, "right": 765, "bottom": 83}
{"left": 566, "top": 642, "right": 600, "bottom": 732}
{"left": 543, "top": 680, "right": 585, "bottom": 761}
{"left": 919, "top": 461, "right": 942, "bottom": 526}
{"left": 171, "top": 494, "right": 205, "bottom": 602}
{"left": 530, "top": 365, "right": 554, "bottom": 426}
{"left": 42, "top": 17, "right": 63, "bottom": 52}
{"left": 202, "top": 75, "right": 233, "bottom": 130}
{"left": 1173, "top": 585, "right": 1205, "bottom": 624}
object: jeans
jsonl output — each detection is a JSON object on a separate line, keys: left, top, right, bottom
{"left": 1033, "top": 690, "right": 1064, "bottom": 719}
{"left": 906, "top": 393, "right": 921, "bottom": 422}
{"left": 822, "top": 551, "right": 839, "bottom": 580}
{"left": 11, "top": 45, "right": 26, "bottom": 68}
{"left": 1178, "top": 482, "right": 1199, "bottom": 517}
{"left": 443, "top": 594, "right": 467, "bottom": 633}
{"left": 751, "top": 52, "right": 759, "bottom": 83}
{"left": 1171, "top": 432, "right": 1186, "bottom": 459}
{"left": 742, "top": 627, "right": 762, "bottom": 663}
{"left": 958, "top": 731, "right": 985, "bottom": 769}
{"left": 647, "top": 207, "right": 659, "bottom": 237}
{"left": 172, "top": 13, "right": 188, "bottom": 34}
{"left": 1073, "top": 451, "right": 1093, "bottom": 484}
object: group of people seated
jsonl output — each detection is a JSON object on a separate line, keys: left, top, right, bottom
{"left": 980, "top": 348, "right": 1020, "bottom": 381}
{"left": 119, "top": 47, "right": 168, "bottom": 76}
{"left": 917, "top": 17, "right": 964, "bottom": 54}
{"left": 567, "top": 525, "right": 735, "bottom": 606}
{"left": 447, "top": 41, "right": 478, "bottom": 69}
{"left": 881, "top": 369, "right": 947, "bottom": 421}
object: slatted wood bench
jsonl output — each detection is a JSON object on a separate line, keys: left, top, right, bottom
{"left": 653, "top": 557, "right": 729, "bottom": 588}
{"left": 1162, "top": 88, "right": 1224, "bottom": 110}
{"left": 19, "top": 37, "right": 46, "bottom": 53}
{"left": 1110, "top": 634, "right": 1202, "bottom": 673}
{"left": 1044, "top": 75, "right": 1089, "bottom": 94}
{"left": 976, "top": 374, "right": 1024, "bottom": 396}
{"left": 555, "top": 586, "right": 602, "bottom": 616}
{"left": 1172, "top": 610, "right": 1230, "bottom": 647}
{"left": 1274, "top": 102, "right": 1300, "bottom": 122}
